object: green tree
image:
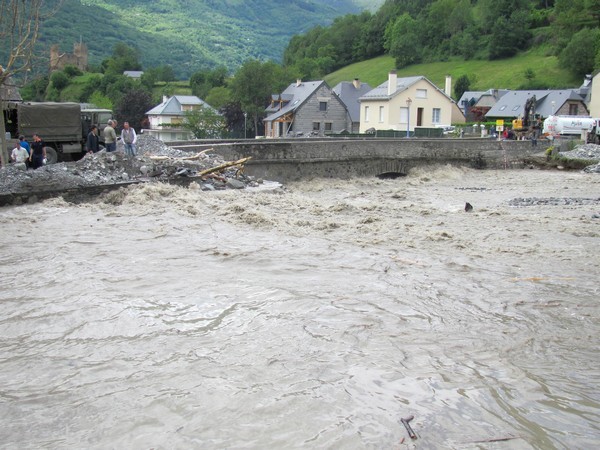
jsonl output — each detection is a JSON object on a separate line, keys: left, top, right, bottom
{"left": 78, "top": 74, "right": 103, "bottom": 103}
{"left": 183, "top": 106, "right": 225, "bottom": 139}
{"left": 205, "top": 86, "right": 232, "bottom": 110}
{"left": 114, "top": 88, "right": 154, "bottom": 131}
{"left": 559, "top": 28, "right": 600, "bottom": 76}
{"left": 190, "top": 66, "right": 229, "bottom": 99}
{"left": 102, "top": 43, "right": 142, "bottom": 76}
{"left": 63, "top": 64, "right": 83, "bottom": 78}
{"left": 488, "top": 11, "right": 531, "bottom": 60}
{"left": 49, "top": 71, "right": 69, "bottom": 91}
{"left": 230, "top": 60, "right": 281, "bottom": 135}
{"left": 140, "top": 70, "right": 158, "bottom": 90}
{"left": 453, "top": 74, "right": 470, "bottom": 101}
{"left": 20, "top": 76, "right": 49, "bottom": 102}
{"left": 384, "top": 13, "right": 422, "bottom": 68}
{"left": 156, "top": 65, "right": 175, "bottom": 82}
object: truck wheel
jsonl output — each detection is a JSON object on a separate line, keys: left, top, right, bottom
{"left": 44, "top": 147, "right": 58, "bottom": 164}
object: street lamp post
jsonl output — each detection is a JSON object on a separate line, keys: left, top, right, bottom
{"left": 406, "top": 97, "right": 412, "bottom": 138}
{"left": 243, "top": 112, "right": 247, "bottom": 139}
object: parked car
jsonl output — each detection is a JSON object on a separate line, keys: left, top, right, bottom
{"left": 435, "top": 125, "right": 456, "bottom": 134}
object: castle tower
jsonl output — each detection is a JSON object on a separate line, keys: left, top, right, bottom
{"left": 49, "top": 45, "right": 60, "bottom": 72}
{"left": 73, "top": 42, "right": 88, "bottom": 71}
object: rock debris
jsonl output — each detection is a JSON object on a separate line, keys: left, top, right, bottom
{"left": 0, "top": 134, "right": 258, "bottom": 196}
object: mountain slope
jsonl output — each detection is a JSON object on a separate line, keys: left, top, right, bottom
{"left": 324, "top": 48, "right": 582, "bottom": 96}
{"left": 37, "top": 0, "right": 381, "bottom": 78}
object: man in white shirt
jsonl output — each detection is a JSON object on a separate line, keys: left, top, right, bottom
{"left": 11, "top": 141, "right": 29, "bottom": 167}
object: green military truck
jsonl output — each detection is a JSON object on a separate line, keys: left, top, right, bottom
{"left": 3, "top": 102, "right": 113, "bottom": 164}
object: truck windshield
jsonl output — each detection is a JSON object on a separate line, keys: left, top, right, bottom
{"left": 98, "top": 113, "right": 112, "bottom": 124}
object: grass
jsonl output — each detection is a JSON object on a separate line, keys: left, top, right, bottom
{"left": 152, "top": 81, "right": 192, "bottom": 100}
{"left": 324, "top": 47, "right": 581, "bottom": 93}
{"left": 59, "top": 72, "right": 102, "bottom": 102}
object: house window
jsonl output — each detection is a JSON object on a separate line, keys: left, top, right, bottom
{"left": 379, "top": 106, "right": 384, "bottom": 122}
{"left": 432, "top": 108, "right": 441, "bottom": 124}
{"left": 319, "top": 101, "right": 327, "bottom": 111}
{"left": 416, "top": 89, "right": 427, "bottom": 99}
{"left": 400, "top": 106, "right": 409, "bottom": 123}
{"left": 325, "top": 122, "right": 332, "bottom": 132}
{"left": 569, "top": 104, "right": 578, "bottom": 115}
{"left": 364, "top": 106, "right": 370, "bottom": 122}
{"left": 313, "top": 122, "right": 320, "bottom": 131}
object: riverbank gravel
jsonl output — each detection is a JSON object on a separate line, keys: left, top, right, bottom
{"left": 559, "top": 143, "right": 600, "bottom": 173}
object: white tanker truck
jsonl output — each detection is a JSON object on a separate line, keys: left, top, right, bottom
{"left": 542, "top": 115, "right": 596, "bottom": 139}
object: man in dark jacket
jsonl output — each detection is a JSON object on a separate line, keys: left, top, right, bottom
{"left": 86, "top": 125, "right": 100, "bottom": 153}
{"left": 29, "top": 133, "right": 46, "bottom": 169}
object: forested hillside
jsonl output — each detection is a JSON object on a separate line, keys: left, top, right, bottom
{"left": 31, "top": 0, "right": 383, "bottom": 79}
{"left": 284, "top": 0, "right": 600, "bottom": 83}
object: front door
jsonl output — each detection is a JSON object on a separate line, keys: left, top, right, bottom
{"left": 417, "top": 108, "right": 424, "bottom": 127}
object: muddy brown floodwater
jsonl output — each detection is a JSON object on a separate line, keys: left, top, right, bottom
{"left": 0, "top": 166, "right": 599, "bottom": 449}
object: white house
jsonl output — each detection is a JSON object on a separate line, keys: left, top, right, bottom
{"left": 144, "top": 95, "right": 213, "bottom": 141}
{"left": 588, "top": 72, "right": 600, "bottom": 118}
{"left": 359, "top": 71, "right": 465, "bottom": 134}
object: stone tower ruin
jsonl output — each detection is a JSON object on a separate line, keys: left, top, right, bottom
{"left": 49, "top": 42, "right": 88, "bottom": 72}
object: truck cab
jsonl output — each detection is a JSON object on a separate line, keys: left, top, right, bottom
{"left": 80, "top": 104, "right": 113, "bottom": 141}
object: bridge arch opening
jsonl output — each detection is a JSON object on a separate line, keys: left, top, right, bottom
{"left": 377, "top": 172, "right": 407, "bottom": 180}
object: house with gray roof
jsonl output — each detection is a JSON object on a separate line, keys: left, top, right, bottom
{"left": 145, "top": 95, "right": 215, "bottom": 141}
{"left": 485, "top": 89, "right": 589, "bottom": 122}
{"left": 457, "top": 89, "right": 508, "bottom": 122}
{"left": 264, "top": 80, "right": 348, "bottom": 138}
{"left": 332, "top": 79, "right": 372, "bottom": 133}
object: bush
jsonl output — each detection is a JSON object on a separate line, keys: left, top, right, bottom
{"left": 63, "top": 65, "right": 83, "bottom": 78}
{"left": 50, "top": 71, "right": 69, "bottom": 91}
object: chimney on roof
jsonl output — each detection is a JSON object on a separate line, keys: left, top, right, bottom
{"left": 445, "top": 75, "right": 452, "bottom": 97}
{"left": 162, "top": 95, "right": 168, "bottom": 103}
{"left": 388, "top": 70, "right": 397, "bottom": 96}
{"left": 296, "top": 79, "right": 302, "bottom": 87}
{"left": 353, "top": 78, "right": 361, "bottom": 89}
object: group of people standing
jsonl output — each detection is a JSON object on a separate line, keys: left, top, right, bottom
{"left": 11, "top": 134, "right": 47, "bottom": 170}
{"left": 10, "top": 119, "right": 138, "bottom": 170}
{"left": 86, "top": 120, "right": 137, "bottom": 156}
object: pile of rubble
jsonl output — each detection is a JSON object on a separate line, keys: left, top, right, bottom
{"left": 0, "top": 135, "right": 258, "bottom": 196}
{"left": 559, "top": 143, "right": 600, "bottom": 173}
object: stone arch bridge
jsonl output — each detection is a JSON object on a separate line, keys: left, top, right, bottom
{"left": 170, "top": 138, "right": 541, "bottom": 182}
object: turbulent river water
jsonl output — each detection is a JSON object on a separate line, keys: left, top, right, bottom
{"left": 1, "top": 166, "right": 599, "bottom": 449}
